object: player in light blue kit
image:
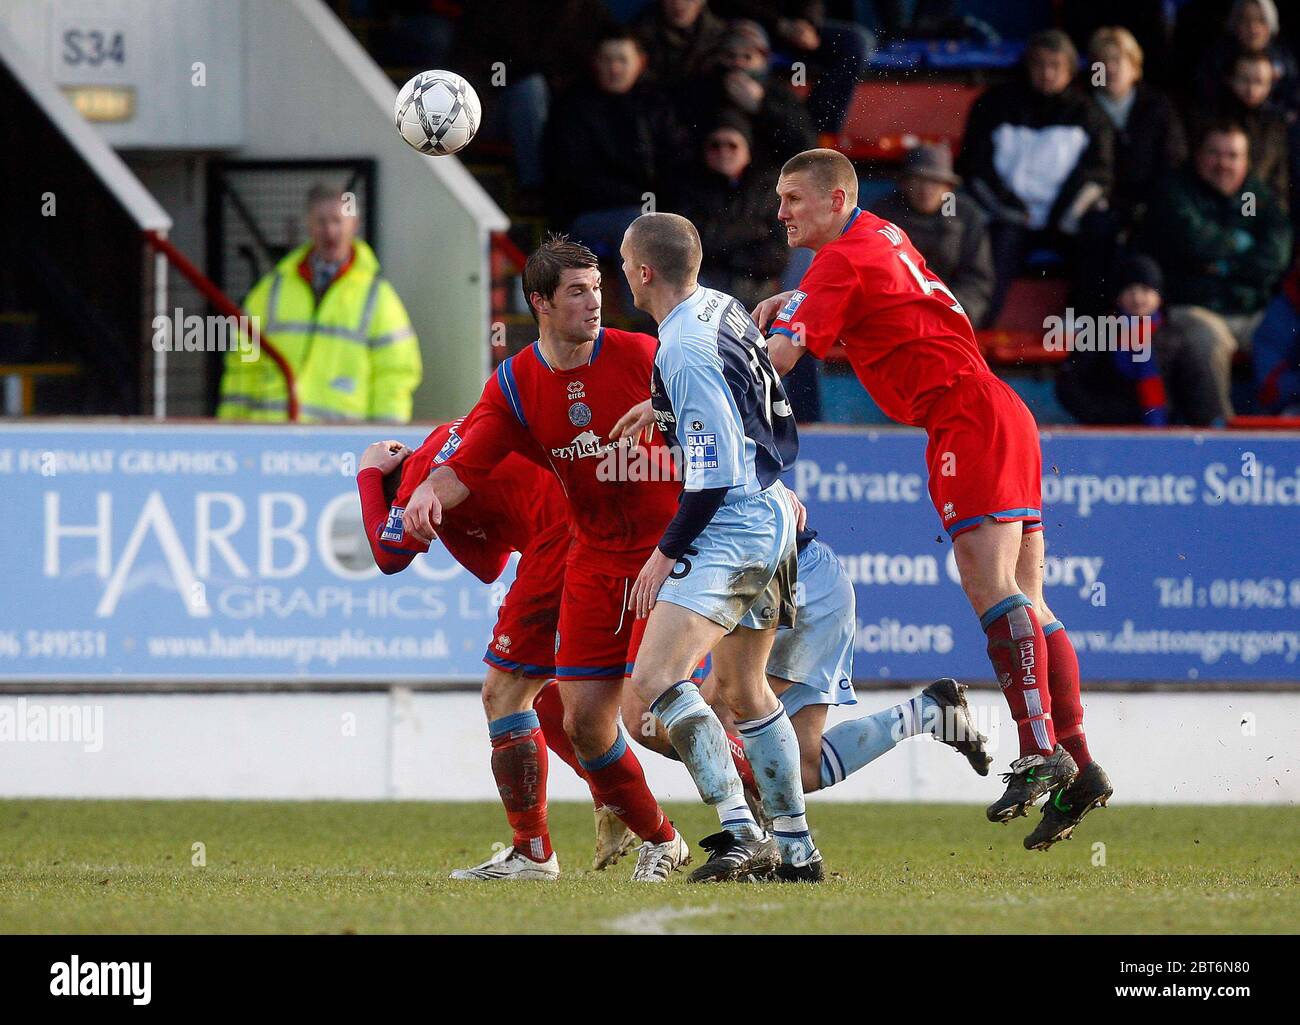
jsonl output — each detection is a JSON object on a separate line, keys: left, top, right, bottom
{"left": 619, "top": 212, "right": 819, "bottom": 883}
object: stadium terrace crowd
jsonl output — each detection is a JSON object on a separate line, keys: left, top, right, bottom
{"left": 360, "top": 0, "right": 1300, "bottom": 426}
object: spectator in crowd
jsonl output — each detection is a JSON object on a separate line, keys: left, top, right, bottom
{"left": 1143, "top": 121, "right": 1293, "bottom": 420}
{"left": 1190, "top": 49, "right": 1291, "bottom": 208}
{"left": 454, "top": 0, "right": 615, "bottom": 196}
{"left": 1252, "top": 258, "right": 1300, "bottom": 413}
{"left": 684, "top": 19, "right": 816, "bottom": 173}
{"left": 1055, "top": 254, "right": 1177, "bottom": 425}
{"left": 1088, "top": 27, "right": 1187, "bottom": 236}
{"left": 674, "top": 113, "right": 788, "bottom": 310}
{"left": 543, "top": 29, "right": 681, "bottom": 259}
{"left": 1194, "top": 0, "right": 1300, "bottom": 114}
{"left": 711, "top": 0, "right": 876, "bottom": 132}
{"left": 868, "top": 143, "right": 996, "bottom": 328}
{"left": 635, "top": 0, "right": 729, "bottom": 84}
{"left": 218, "top": 185, "right": 421, "bottom": 423}
{"left": 958, "top": 29, "right": 1116, "bottom": 319}
{"left": 1063, "top": 0, "right": 1176, "bottom": 89}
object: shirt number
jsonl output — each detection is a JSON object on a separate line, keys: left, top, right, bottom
{"left": 746, "top": 336, "right": 792, "bottom": 427}
{"left": 897, "top": 251, "right": 965, "bottom": 316}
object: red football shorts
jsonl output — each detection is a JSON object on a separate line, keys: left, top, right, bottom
{"left": 553, "top": 543, "right": 653, "bottom": 682}
{"left": 483, "top": 520, "right": 571, "bottom": 678}
{"left": 924, "top": 373, "right": 1044, "bottom": 539}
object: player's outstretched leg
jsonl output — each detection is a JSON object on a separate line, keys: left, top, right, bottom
{"left": 1015, "top": 531, "right": 1113, "bottom": 850}
{"left": 814, "top": 679, "right": 992, "bottom": 791}
{"left": 953, "top": 519, "right": 1076, "bottom": 822}
{"left": 451, "top": 669, "right": 559, "bottom": 881}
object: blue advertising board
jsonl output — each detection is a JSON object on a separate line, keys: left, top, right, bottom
{"left": 0, "top": 424, "right": 1297, "bottom": 684}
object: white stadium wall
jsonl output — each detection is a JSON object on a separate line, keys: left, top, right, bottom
{"left": 1, "top": 689, "right": 1296, "bottom": 804}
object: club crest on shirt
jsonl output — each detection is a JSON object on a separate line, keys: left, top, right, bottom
{"left": 568, "top": 401, "right": 592, "bottom": 427}
{"left": 381, "top": 506, "right": 405, "bottom": 542}
{"left": 779, "top": 290, "right": 807, "bottom": 321}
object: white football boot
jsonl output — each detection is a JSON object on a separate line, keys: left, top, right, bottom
{"left": 449, "top": 845, "right": 559, "bottom": 881}
{"left": 630, "top": 830, "right": 691, "bottom": 882}
{"left": 591, "top": 805, "right": 638, "bottom": 870}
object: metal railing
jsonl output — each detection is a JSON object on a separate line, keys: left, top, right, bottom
{"left": 144, "top": 230, "right": 299, "bottom": 421}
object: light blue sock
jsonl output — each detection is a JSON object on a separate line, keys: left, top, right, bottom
{"left": 652, "top": 681, "right": 761, "bottom": 840}
{"left": 819, "top": 691, "right": 939, "bottom": 789}
{"left": 737, "top": 704, "right": 817, "bottom": 866}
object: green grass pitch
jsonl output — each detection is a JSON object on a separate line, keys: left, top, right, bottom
{"left": 1, "top": 799, "right": 1296, "bottom": 934}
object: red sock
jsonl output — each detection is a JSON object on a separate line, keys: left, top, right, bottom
{"left": 983, "top": 597, "right": 1055, "bottom": 757}
{"left": 725, "top": 732, "right": 757, "bottom": 792}
{"left": 489, "top": 712, "right": 552, "bottom": 862}
{"left": 1044, "top": 623, "right": 1092, "bottom": 769}
{"left": 581, "top": 734, "right": 675, "bottom": 844}
{"left": 532, "top": 681, "right": 597, "bottom": 796}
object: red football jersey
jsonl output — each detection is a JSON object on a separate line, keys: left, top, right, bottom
{"left": 360, "top": 419, "right": 568, "bottom": 583}
{"left": 452, "top": 328, "right": 682, "bottom": 571}
{"left": 771, "top": 207, "right": 992, "bottom": 427}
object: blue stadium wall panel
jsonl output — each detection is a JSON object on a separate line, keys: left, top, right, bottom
{"left": 0, "top": 424, "right": 1297, "bottom": 684}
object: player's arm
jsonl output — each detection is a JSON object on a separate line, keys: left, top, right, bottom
{"left": 763, "top": 250, "right": 859, "bottom": 377}
{"left": 356, "top": 441, "right": 420, "bottom": 574}
{"left": 403, "top": 379, "right": 535, "bottom": 544}
{"left": 751, "top": 291, "right": 805, "bottom": 376}
{"left": 404, "top": 463, "right": 470, "bottom": 546}
{"left": 630, "top": 360, "right": 747, "bottom": 618}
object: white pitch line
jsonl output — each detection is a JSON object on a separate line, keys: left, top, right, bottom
{"left": 605, "top": 902, "right": 781, "bottom": 935}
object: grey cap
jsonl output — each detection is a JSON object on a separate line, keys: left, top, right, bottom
{"left": 901, "top": 143, "right": 961, "bottom": 186}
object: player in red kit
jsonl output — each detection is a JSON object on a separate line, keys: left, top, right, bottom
{"left": 753, "top": 149, "right": 1112, "bottom": 850}
{"left": 402, "top": 236, "right": 695, "bottom": 881}
{"left": 355, "top": 421, "right": 636, "bottom": 878}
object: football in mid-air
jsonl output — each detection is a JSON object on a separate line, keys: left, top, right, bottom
{"left": 394, "top": 70, "right": 481, "bottom": 156}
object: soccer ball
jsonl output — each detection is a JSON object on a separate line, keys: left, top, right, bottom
{"left": 394, "top": 70, "right": 481, "bottom": 156}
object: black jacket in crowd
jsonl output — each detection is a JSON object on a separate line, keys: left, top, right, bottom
{"left": 674, "top": 163, "right": 788, "bottom": 307}
{"left": 634, "top": 3, "right": 729, "bottom": 85}
{"left": 957, "top": 80, "right": 1115, "bottom": 231}
{"left": 543, "top": 81, "right": 684, "bottom": 225}
{"left": 1095, "top": 82, "right": 1188, "bottom": 230}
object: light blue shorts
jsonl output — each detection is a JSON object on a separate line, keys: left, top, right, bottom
{"left": 769, "top": 537, "right": 858, "bottom": 717}
{"left": 655, "top": 483, "right": 797, "bottom": 633}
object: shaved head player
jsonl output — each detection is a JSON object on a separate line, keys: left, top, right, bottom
{"left": 753, "top": 149, "right": 1111, "bottom": 850}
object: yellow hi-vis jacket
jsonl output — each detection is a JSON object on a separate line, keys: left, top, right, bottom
{"left": 217, "top": 240, "right": 422, "bottom": 423}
